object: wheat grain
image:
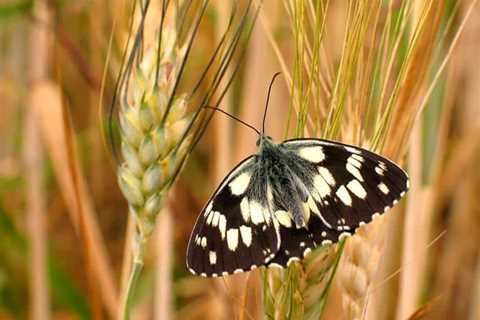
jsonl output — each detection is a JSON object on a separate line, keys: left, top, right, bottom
{"left": 340, "top": 225, "right": 382, "bottom": 320}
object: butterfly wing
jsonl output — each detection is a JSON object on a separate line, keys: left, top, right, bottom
{"left": 186, "top": 156, "right": 280, "bottom": 277}
{"left": 266, "top": 138, "right": 409, "bottom": 267}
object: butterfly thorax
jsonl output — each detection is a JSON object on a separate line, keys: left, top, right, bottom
{"left": 256, "top": 136, "right": 310, "bottom": 228}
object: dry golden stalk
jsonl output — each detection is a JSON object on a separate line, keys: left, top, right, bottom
{"left": 154, "top": 208, "right": 173, "bottom": 320}
{"left": 383, "top": 1, "right": 446, "bottom": 159}
{"left": 26, "top": 1, "right": 50, "bottom": 319}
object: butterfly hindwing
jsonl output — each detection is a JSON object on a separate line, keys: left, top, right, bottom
{"left": 186, "top": 156, "right": 280, "bottom": 277}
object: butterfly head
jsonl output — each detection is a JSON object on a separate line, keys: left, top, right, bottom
{"left": 256, "top": 135, "right": 276, "bottom": 156}
{"left": 256, "top": 135, "right": 273, "bottom": 146}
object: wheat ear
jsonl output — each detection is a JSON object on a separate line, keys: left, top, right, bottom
{"left": 117, "top": 25, "right": 192, "bottom": 318}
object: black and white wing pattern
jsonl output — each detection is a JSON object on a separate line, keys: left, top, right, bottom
{"left": 186, "top": 137, "right": 409, "bottom": 275}
{"left": 266, "top": 138, "right": 409, "bottom": 267}
{"left": 186, "top": 156, "right": 280, "bottom": 277}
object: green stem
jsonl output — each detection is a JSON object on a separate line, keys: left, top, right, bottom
{"left": 122, "top": 231, "right": 145, "bottom": 320}
{"left": 122, "top": 260, "right": 143, "bottom": 320}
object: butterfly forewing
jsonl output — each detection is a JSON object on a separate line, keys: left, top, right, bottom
{"left": 265, "top": 139, "right": 409, "bottom": 267}
{"left": 186, "top": 156, "right": 280, "bottom": 277}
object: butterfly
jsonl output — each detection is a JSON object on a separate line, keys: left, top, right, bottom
{"left": 186, "top": 74, "right": 409, "bottom": 277}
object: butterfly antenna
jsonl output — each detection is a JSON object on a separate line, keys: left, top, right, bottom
{"left": 262, "top": 72, "right": 282, "bottom": 135}
{"left": 204, "top": 106, "right": 261, "bottom": 136}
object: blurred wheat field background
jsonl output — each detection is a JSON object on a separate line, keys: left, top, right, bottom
{"left": 1, "top": 0, "right": 480, "bottom": 319}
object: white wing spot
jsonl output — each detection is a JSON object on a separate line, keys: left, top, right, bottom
{"left": 378, "top": 183, "right": 390, "bottom": 194}
{"left": 201, "top": 237, "right": 207, "bottom": 248}
{"left": 240, "top": 225, "right": 252, "bottom": 247}
{"left": 348, "top": 155, "right": 363, "bottom": 168}
{"left": 346, "top": 163, "right": 364, "bottom": 182}
{"left": 307, "top": 196, "right": 319, "bottom": 214}
{"left": 313, "top": 175, "right": 331, "bottom": 197}
{"left": 219, "top": 214, "right": 227, "bottom": 239}
{"left": 318, "top": 167, "right": 336, "bottom": 186}
{"left": 204, "top": 202, "right": 213, "bottom": 217}
{"left": 298, "top": 146, "right": 325, "bottom": 163}
{"left": 375, "top": 166, "right": 385, "bottom": 176}
{"left": 206, "top": 211, "right": 214, "bottom": 225}
{"left": 352, "top": 154, "right": 365, "bottom": 163}
{"left": 321, "top": 231, "right": 327, "bottom": 237}
{"left": 211, "top": 211, "right": 220, "bottom": 227}
{"left": 345, "top": 146, "right": 362, "bottom": 154}
{"left": 302, "top": 202, "right": 310, "bottom": 225}
{"left": 249, "top": 200, "right": 265, "bottom": 225}
{"left": 216, "top": 157, "right": 253, "bottom": 192}
{"left": 227, "top": 228, "right": 239, "bottom": 251}
{"left": 234, "top": 269, "right": 243, "bottom": 274}
{"left": 275, "top": 210, "right": 293, "bottom": 228}
{"left": 228, "top": 172, "right": 251, "bottom": 196}
{"left": 379, "top": 161, "right": 387, "bottom": 170}
{"left": 240, "top": 197, "right": 250, "bottom": 222}
{"left": 209, "top": 251, "right": 217, "bottom": 265}
{"left": 336, "top": 185, "right": 353, "bottom": 206}
{"left": 347, "top": 180, "right": 367, "bottom": 199}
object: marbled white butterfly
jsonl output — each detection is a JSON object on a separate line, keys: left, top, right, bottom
{"left": 186, "top": 74, "right": 409, "bottom": 277}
